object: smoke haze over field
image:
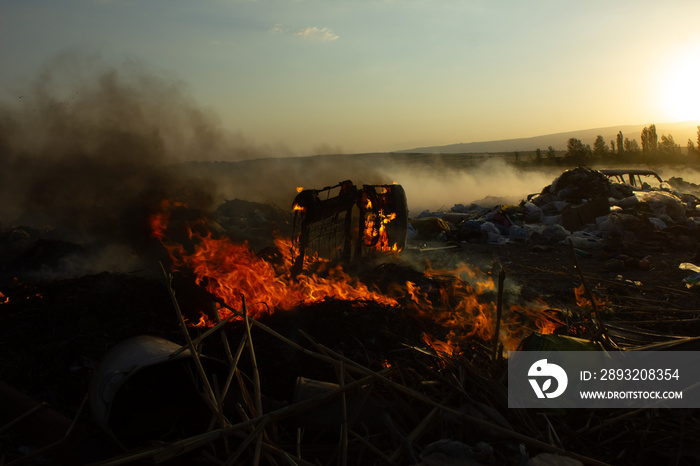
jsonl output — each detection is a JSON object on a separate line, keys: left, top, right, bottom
{"left": 0, "top": 56, "right": 556, "bottom": 255}
{"left": 186, "top": 154, "right": 561, "bottom": 218}
{"left": 0, "top": 56, "right": 281, "bottom": 246}
{"left": 383, "top": 159, "right": 559, "bottom": 214}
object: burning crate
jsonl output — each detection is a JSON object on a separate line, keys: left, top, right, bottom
{"left": 291, "top": 181, "right": 408, "bottom": 275}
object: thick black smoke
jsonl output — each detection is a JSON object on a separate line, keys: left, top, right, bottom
{"left": 0, "top": 55, "right": 257, "bottom": 247}
{"left": 0, "top": 54, "right": 562, "bottom": 268}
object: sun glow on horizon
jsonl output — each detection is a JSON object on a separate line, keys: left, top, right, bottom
{"left": 660, "top": 44, "right": 700, "bottom": 122}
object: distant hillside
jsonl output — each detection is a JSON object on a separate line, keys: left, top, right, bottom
{"left": 399, "top": 121, "right": 700, "bottom": 154}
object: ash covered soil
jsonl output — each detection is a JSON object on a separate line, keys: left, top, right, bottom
{"left": 2, "top": 167, "right": 700, "bottom": 465}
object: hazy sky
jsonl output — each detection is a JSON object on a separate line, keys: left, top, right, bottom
{"left": 3, "top": 0, "right": 700, "bottom": 156}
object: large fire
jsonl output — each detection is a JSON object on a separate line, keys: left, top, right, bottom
{"left": 152, "top": 200, "right": 397, "bottom": 322}
{"left": 150, "top": 200, "right": 563, "bottom": 352}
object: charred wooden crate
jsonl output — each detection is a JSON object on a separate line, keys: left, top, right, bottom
{"left": 291, "top": 181, "right": 408, "bottom": 275}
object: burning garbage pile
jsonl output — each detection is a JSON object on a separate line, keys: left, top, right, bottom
{"left": 2, "top": 168, "right": 700, "bottom": 465}
{"left": 150, "top": 181, "right": 562, "bottom": 353}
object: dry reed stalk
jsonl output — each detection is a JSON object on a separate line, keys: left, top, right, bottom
{"left": 338, "top": 360, "right": 348, "bottom": 466}
{"left": 242, "top": 297, "right": 264, "bottom": 466}
{"left": 577, "top": 408, "right": 648, "bottom": 435}
{"left": 214, "top": 301, "right": 235, "bottom": 364}
{"left": 596, "top": 428, "right": 630, "bottom": 448}
{"left": 614, "top": 308, "right": 700, "bottom": 314}
{"left": 605, "top": 323, "right": 687, "bottom": 339}
{"left": 91, "top": 373, "right": 380, "bottom": 466}
{"left": 611, "top": 295, "right": 687, "bottom": 306}
{"left": 538, "top": 413, "right": 562, "bottom": 448}
{"left": 492, "top": 266, "right": 506, "bottom": 361}
{"left": 234, "top": 369, "right": 257, "bottom": 421}
{"left": 348, "top": 430, "right": 392, "bottom": 464}
{"left": 213, "top": 299, "right": 357, "bottom": 371}
{"left": 606, "top": 318, "right": 700, "bottom": 325}
{"left": 210, "top": 302, "right": 234, "bottom": 455}
{"left": 162, "top": 269, "right": 260, "bottom": 463}
{"left": 307, "top": 339, "right": 614, "bottom": 466}
{"left": 346, "top": 381, "right": 376, "bottom": 432}
{"left": 381, "top": 411, "right": 417, "bottom": 464}
{"left": 296, "top": 428, "right": 303, "bottom": 462}
{"left": 241, "top": 298, "right": 263, "bottom": 416}
{"left": 519, "top": 263, "right": 697, "bottom": 297}
{"left": 161, "top": 264, "right": 219, "bottom": 414}
{"left": 221, "top": 330, "right": 248, "bottom": 403}
{"left": 168, "top": 314, "right": 236, "bottom": 359}
{"left": 7, "top": 395, "right": 88, "bottom": 466}
{"left": 0, "top": 402, "right": 48, "bottom": 434}
{"left": 200, "top": 450, "right": 226, "bottom": 465}
{"left": 224, "top": 416, "right": 269, "bottom": 466}
{"left": 296, "top": 327, "right": 358, "bottom": 384}
{"left": 211, "top": 374, "right": 231, "bottom": 456}
{"left": 231, "top": 434, "right": 316, "bottom": 466}
{"left": 387, "top": 406, "right": 439, "bottom": 464}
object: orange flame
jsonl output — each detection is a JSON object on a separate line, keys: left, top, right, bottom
{"left": 422, "top": 332, "right": 459, "bottom": 356}
{"left": 0, "top": 291, "right": 8, "bottom": 305}
{"left": 574, "top": 284, "right": 607, "bottom": 309}
{"left": 149, "top": 199, "right": 189, "bottom": 240}
{"left": 363, "top": 209, "right": 400, "bottom": 253}
{"left": 186, "top": 311, "right": 210, "bottom": 328}
{"left": 150, "top": 201, "right": 564, "bottom": 352}
{"left": 398, "top": 263, "right": 564, "bottom": 352}
{"left": 154, "top": 205, "right": 398, "bottom": 324}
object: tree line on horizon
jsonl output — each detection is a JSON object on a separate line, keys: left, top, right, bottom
{"left": 526, "top": 124, "right": 700, "bottom": 166}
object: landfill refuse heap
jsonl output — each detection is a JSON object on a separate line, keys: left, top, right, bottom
{"left": 410, "top": 166, "right": 700, "bottom": 266}
{"left": 544, "top": 166, "right": 622, "bottom": 202}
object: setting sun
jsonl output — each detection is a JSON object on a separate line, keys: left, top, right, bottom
{"left": 660, "top": 45, "right": 700, "bottom": 122}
